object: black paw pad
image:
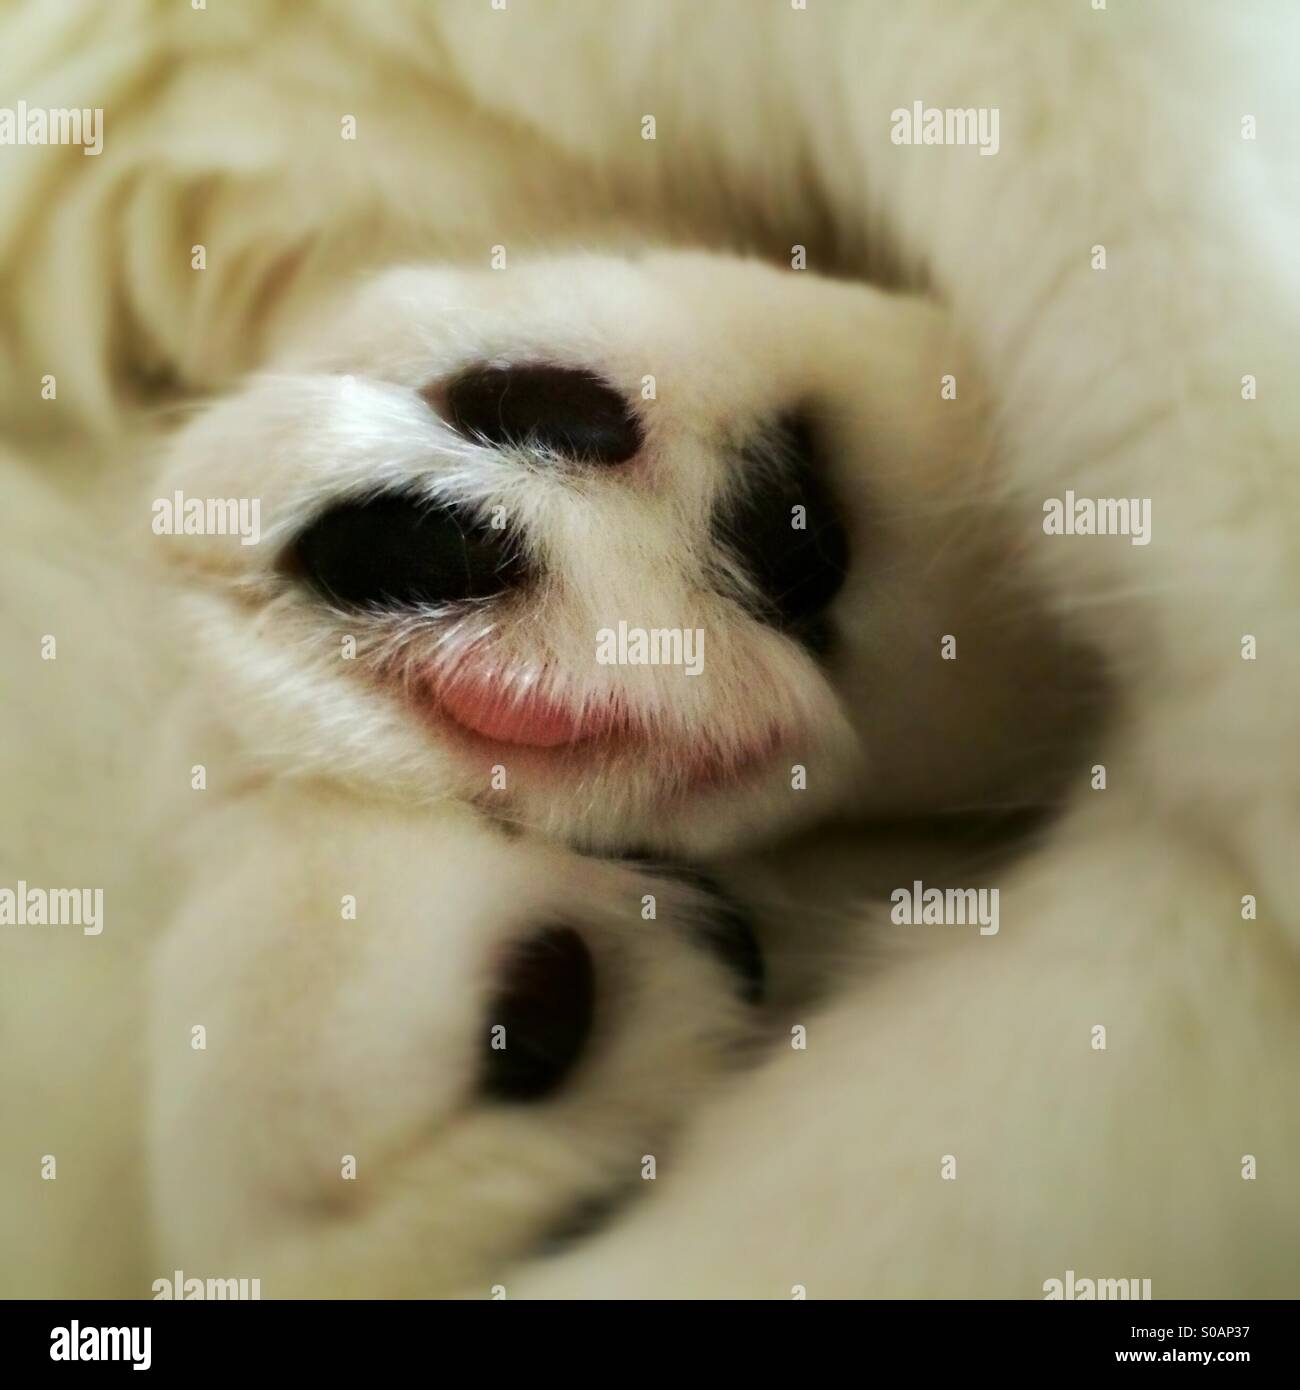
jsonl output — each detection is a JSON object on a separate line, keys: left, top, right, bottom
{"left": 713, "top": 413, "right": 850, "bottom": 653}
{"left": 433, "top": 364, "right": 642, "bottom": 465}
{"left": 286, "top": 490, "right": 528, "bottom": 609}
{"left": 480, "top": 927, "right": 596, "bottom": 1103}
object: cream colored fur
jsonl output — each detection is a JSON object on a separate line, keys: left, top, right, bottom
{"left": 2, "top": 0, "right": 1297, "bottom": 1298}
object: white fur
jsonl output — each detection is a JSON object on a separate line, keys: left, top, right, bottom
{"left": 150, "top": 786, "right": 758, "bottom": 1295}
{"left": 155, "top": 254, "right": 1078, "bottom": 853}
{"left": 2, "top": 0, "right": 1297, "bottom": 1299}
{"left": 147, "top": 248, "right": 1088, "bottom": 1293}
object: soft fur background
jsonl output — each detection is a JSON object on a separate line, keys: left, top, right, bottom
{"left": 3, "top": 0, "right": 1299, "bottom": 1297}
